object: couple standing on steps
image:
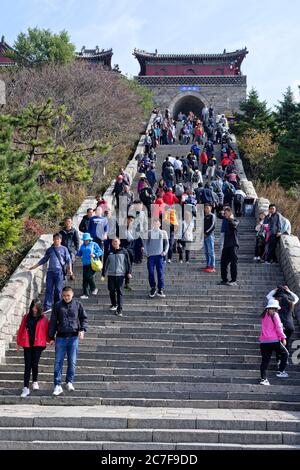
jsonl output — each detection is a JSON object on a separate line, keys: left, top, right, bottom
{"left": 16, "top": 286, "right": 88, "bottom": 398}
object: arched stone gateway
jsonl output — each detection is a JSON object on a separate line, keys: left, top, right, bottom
{"left": 170, "top": 92, "right": 208, "bottom": 119}
{"left": 133, "top": 48, "right": 248, "bottom": 115}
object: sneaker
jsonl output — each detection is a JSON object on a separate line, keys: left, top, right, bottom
{"left": 167, "top": 259, "right": 172, "bottom": 263}
{"left": 91, "top": 289, "right": 98, "bottom": 295}
{"left": 124, "top": 285, "right": 133, "bottom": 291}
{"left": 20, "top": 387, "right": 30, "bottom": 398}
{"left": 276, "top": 371, "right": 289, "bottom": 378}
{"left": 218, "top": 281, "right": 228, "bottom": 285}
{"left": 109, "top": 305, "right": 118, "bottom": 311}
{"left": 253, "top": 257, "right": 258, "bottom": 261}
{"left": 80, "top": 295, "right": 89, "bottom": 299}
{"left": 116, "top": 310, "right": 123, "bottom": 317}
{"left": 53, "top": 385, "right": 63, "bottom": 396}
{"left": 66, "top": 382, "right": 75, "bottom": 392}
{"left": 157, "top": 289, "right": 166, "bottom": 298}
{"left": 149, "top": 288, "right": 157, "bottom": 298}
{"left": 202, "top": 267, "right": 209, "bottom": 272}
{"left": 69, "top": 274, "right": 75, "bottom": 281}
{"left": 101, "top": 276, "right": 105, "bottom": 282}
{"left": 227, "top": 281, "right": 238, "bottom": 286}
{"left": 32, "top": 382, "right": 39, "bottom": 391}
{"left": 186, "top": 261, "right": 189, "bottom": 264}
{"left": 203, "top": 267, "right": 214, "bottom": 273}
{"left": 179, "top": 260, "right": 183, "bottom": 264}
{"left": 260, "top": 378, "right": 270, "bottom": 386}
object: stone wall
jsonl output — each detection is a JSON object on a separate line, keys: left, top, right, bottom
{"left": 150, "top": 85, "right": 247, "bottom": 115}
{"left": 0, "top": 114, "right": 155, "bottom": 363}
{"left": 256, "top": 197, "right": 300, "bottom": 323}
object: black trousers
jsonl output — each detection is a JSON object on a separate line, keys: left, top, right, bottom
{"left": 83, "top": 264, "right": 96, "bottom": 296}
{"left": 266, "top": 234, "right": 278, "bottom": 262}
{"left": 23, "top": 347, "right": 44, "bottom": 387}
{"left": 260, "top": 342, "right": 289, "bottom": 379}
{"left": 276, "top": 326, "right": 295, "bottom": 360}
{"left": 108, "top": 275, "right": 125, "bottom": 311}
{"left": 221, "top": 246, "right": 238, "bottom": 282}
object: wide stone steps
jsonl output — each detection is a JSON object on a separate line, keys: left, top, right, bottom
{"left": 1, "top": 140, "right": 300, "bottom": 449}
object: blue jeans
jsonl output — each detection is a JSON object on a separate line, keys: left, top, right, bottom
{"left": 147, "top": 255, "right": 165, "bottom": 290}
{"left": 54, "top": 336, "right": 79, "bottom": 386}
{"left": 204, "top": 234, "right": 215, "bottom": 268}
{"left": 44, "top": 270, "right": 64, "bottom": 311}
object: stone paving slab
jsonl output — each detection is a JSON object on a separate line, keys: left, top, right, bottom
{"left": 0, "top": 405, "right": 299, "bottom": 421}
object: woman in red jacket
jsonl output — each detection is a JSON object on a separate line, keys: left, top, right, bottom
{"left": 16, "top": 299, "right": 50, "bottom": 397}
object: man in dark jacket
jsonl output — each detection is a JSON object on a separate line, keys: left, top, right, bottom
{"left": 264, "top": 204, "right": 282, "bottom": 263}
{"left": 218, "top": 207, "right": 239, "bottom": 286}
{"left": 79, "top": 208, "right": 94, "bottom": 233}
{"left": 48, "top": 286, "right": 88, "bottom": 396}
{"left": 60, "top": 217, "right": 80, "bottom": 281}
{"left": 104, "top": 238, "right": 132, "bottom": 316}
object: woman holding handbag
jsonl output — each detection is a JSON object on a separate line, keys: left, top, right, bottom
{"left": 16, "top": 299, "right": 50, "bottom": 397}
{"left": 76, "top": 233, "right": 103, "bottom": 299}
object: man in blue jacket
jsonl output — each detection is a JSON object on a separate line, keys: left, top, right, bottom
{"left": 29, "top": 233, "right": 71, "bottom": 312}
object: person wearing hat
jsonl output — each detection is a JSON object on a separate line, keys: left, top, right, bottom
{"left": 259, "top": 298, "right": 289, "bottom": 385}
{"left": 76, "top": 233, "right": 103, "bottom": 299}
{"left": 137, "top": 174, "right": 147, "bottom": 194}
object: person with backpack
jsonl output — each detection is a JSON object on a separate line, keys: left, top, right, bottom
{"left": 76, "top": 233, "right": 103, "bottom": 299}
{"left": 16, "top": 299, "right": 50, "bottom": 397}
{"left": 49, "top": 286, "right": 88, "bottom": 396}
{"left": 29, "top": 233, "right": 72, "bottom": 313}
{"left": 139, "top": 181, "right": 155, "bottom": 217}
{"left": 88, "top": 206, "right": 108, "bottom": 252}
{"left": 163, "top": 161, "right": 175, "bottom": 189}
{"left": 200, "top": 150, "right": 208, "bottom": 176}
{"left": 203, "top": 204, "right": 216, "bottom": 272}
{"left": 223, "top": 180, "right": 235, "bottom": 207}
{"left": 177, "top": 210, "right": 194, "bottom": 264}
{"left": 146, "top": 164, "right": 157, "bottom": 189}
{"left": 233, "top": 189, "right": 246, "bottom": 218}
{"left": 164, "top": 206, "right": 179, "bottom": 263}
{"left": 192, "top": 169, "right": 203, "bottom": 189}
{"left": 59, "top": 217, "right": 80, "bottom": 281}
{"left": 104, "top": 237, "right": 132, "bottom": 316}
{"left": 218, "top": 207, "right": 239, "bottom": 286}
{"left": 174, "top": 156, "right": 183, "bottom": 183}
{"left": 204, "top": 140, "right": 214, "bottom": 158}
{"left": 266, "top": 285, "right": 299, "bottom": 360}
{"left": 143, "top": 218, "right": 169, "bottom": 298}
{"left": 155, "top": 178, "right": 165, "bottom": 199}
{"left": 259, "top": 298, "right": 289, "bottom": 385}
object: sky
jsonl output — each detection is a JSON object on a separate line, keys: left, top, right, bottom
{"left": 1, "top": 0, "right": 300, "bottom": 108}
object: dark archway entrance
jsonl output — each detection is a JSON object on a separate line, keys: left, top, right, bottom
{"left": 172, "top": 95, "right": 205, "bottom": 119}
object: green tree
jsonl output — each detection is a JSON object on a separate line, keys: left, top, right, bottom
{"left": 238, "top": 129, "right": 277, "bottom": 180}
{"left": 12, "top": 28, "right": 76, "bottom": 65}
{"left": 234, "top": 88, "right": 273, "bottom": 134}
{"left": 272, "top": 87, "right": 298, "bottom": 140}
{"left": 0, "top": 188, "right": 21, "bottom": 253}
{"left": 0, "top": 115, "right": 60, "bottom": 217}
{"left": 9, "top": 99, "right": 110, "bottom": 184}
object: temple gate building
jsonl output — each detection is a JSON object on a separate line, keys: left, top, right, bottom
{"left": 133, "top": 48, "right": 248, "bottom": 117}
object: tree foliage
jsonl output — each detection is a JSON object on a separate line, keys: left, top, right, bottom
{"left": 234, "top": 88, "right": 273, "bottom": 134}
{"left": 12, "top": 28, "right": 76, "bottom": 65}
{"left": 238, "top": 129, "right": 277, "bottom": 180}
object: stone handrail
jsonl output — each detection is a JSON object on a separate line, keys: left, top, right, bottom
{"left": 256, "top": 197, "right": 300, "bottom": 323}
{"left": 0, "top": 113, "right": 155, "bottom": 363}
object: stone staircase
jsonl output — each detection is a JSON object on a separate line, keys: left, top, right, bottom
{"left": 0, "top": 143, "right": 300, "bottom": 449}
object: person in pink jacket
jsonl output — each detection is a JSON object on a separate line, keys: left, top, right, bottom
{"left": 16, "top": 299, "right": 50, "bottom": 397}
{"left": 259, "top": 298, "right": 289, "bottom": 385}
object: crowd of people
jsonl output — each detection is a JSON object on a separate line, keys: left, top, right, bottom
{"left": 15, "top": 106, "right": 297, "bottom": 397}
